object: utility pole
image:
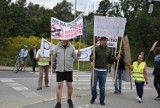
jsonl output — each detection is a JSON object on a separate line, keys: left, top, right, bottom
{"left": 73, "top": 0, "right": 77, "bottom": 42}
{"left": 74, "top": 0, "right": 77, "bottom": 19}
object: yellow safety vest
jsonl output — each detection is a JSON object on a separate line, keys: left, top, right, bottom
{"left": 38, "top": 57, "right": 50, "bottom": 66}
{"left": 132, "top": 61, "right": 145, "bottom": 82}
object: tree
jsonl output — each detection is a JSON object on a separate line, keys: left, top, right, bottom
{"left": 121, "top": 0, "right": 160, "bottom": 62}
{"left": 27, "top": 3, "right": 44, "bottom": 18}
{"left": 9, "top": 0, "right": 33, "bottom": 36}
{"left": 0, "top": 0, "right": 13, "bottom": 45}
{"left": 52, "top": 0, "right": 73, "bottom": 21}
{"left": 108, "top": 2, "right": 122, "bottom": 17}
{"left": 119, "top": 0, "right": 147, "bottom": 21}
{"left": 85, "top": 12, "right": 94, "bottom": 45}
{"left": 38, "top": 9, "right": 56, "bottom": 38}
{"left": 96, "top": 0, "right": 112, "bottom": 16}
{"left": 26, "top": 2, "right": 49, "bottom": 36}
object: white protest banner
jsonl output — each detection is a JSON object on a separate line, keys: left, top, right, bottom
{"left": 40, "top": 38, "right": 55, "bottom": 57}
{"left": 94, "top": 16, "right": 126, "bottom": 37}
{"left": 51, "top": 13, "right": 83, "bottom": 40}
{"left": 76, "top": 46, "right": 93, "bottom": 61}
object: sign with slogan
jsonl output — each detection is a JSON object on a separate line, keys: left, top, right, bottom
{"left": 96, "top": 36, "right": 118, "bottom": 48}
{"left": 51, "top": 13, "right": 83, "bottom": 40}
{"left": 94, "top": 16, "right": 126, "bottom": 37}
{"left": 40, "top": 38, "right": 55, "bottom": 57}
{"left": 123, "top": 36, "right": 131, "bottom": 63}
{"left": 107, "top": 36, "right": 118, "bottom": 48}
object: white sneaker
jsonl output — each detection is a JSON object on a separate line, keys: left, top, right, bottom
{"left": 138, "top": 98, "right": 142, "bottom": 103}
{"left": 136, "top": 96, "right": 139, "bottom": 100}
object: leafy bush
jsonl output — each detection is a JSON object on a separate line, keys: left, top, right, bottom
{"left": 0, "top": 36, "right": 89, "bottom": 69}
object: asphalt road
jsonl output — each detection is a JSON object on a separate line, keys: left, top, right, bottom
{"left": 0, "top": 68, "right": 156, "bottom": 108}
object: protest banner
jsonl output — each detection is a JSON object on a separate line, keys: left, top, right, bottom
{"left": 51, "top": 13, "right": 83, "bottom": 40}
{"left": 123, "top": 36, "right": 132, "bottom": 89}
{"left": 93, "top": 16, "right": 126, "bottom": 88}
{"left": 123, "top": 36, "right": 131, "bottom": 63}
{"left": 40, "top": 38, "right": 55, "bottom": 57}
{"left": 76, "top": 46, "right": 93, "bottom": 61}
{"left": 94, "top": 16, "right": 126, "bottom": 37}
{"left": 96, "top": 36, "right": 118, "bottom": 48}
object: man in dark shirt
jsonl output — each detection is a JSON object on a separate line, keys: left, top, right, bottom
{"left": 90, "top": 37, "right": 119, "bottom": 105}
{"left": 29, "top": 45, "right": 37, "bottom": 72}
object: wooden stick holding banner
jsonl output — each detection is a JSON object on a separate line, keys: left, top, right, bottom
{"left": 113, "top": 37, "right": 123, "bottom": 85}
{"left": 145, "top": 41, "right": 158, "bottom": 62}
{"left": 50, "top": 40, "right": 53, "bottom": 75}
{"left": 112, "top": 48, "right": 117, "bottom": 85}
{"left": 123, "top": 36, "right": 132, "bottom": 89}
{"left": 92, "top": 36, "right": 96, "bottom": 88}
{"left": 76, "top": 36, "right": 81, "bottom": 97}
{"left": 128, "top": 65, "right": 132, "bottom": 89}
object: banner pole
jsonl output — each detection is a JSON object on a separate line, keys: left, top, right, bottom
{"left": 92, "top": 36, "right": 96, "bottom": 88}
{"left": 145, "top": 41, "right": 158, "bottom": 62}
{"left": 128, "top": 66, "right": 133, "bottom": 89}
{"left": 112, "top": 48, "right": 117, "bottom": 85}
{"left": 76, "top": 36, "right": 81, "bottom": 97}
{"left": 50, "top": 39, "right": 53, "bottom": 75}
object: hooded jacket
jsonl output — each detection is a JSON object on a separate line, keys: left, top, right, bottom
{"left": 53, "top": 42, "right": 77, "bottom": 72}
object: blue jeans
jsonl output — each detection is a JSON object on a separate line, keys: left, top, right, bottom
{"left": 91, "top": 69, "right": 107, "bottom": 102}
{"left": 114, "top": 70, "right": 123, "bottom": 92}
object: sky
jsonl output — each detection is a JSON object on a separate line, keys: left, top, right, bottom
{"left": 11, "top": 0, "right": 118, "bottom": 15}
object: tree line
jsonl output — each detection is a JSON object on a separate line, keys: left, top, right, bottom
{"left": 0, "top": 0, "right": 160, "bottom": 63}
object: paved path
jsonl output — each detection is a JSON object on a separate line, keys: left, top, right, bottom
{"left": 22, "top": 71, "right": 159, "bottom": 108}
{"left": 0, "top": 66, "right": 159, "bottom": 108}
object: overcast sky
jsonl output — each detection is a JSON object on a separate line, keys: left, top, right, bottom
{"left": 11, "top": 0, "right": 118, "bottom": 15}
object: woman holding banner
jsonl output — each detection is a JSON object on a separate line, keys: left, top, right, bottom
{"left": 129, "top": 54, "right": 148, "bottom": 103}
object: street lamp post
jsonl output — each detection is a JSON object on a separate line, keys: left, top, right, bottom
{"left": 74, "top": 0, "right": 77, "bottom": 19}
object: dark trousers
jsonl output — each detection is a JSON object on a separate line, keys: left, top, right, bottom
{"left": 135, "top": 81, "right": 144, "bottom": 99}
{"left": 31, "top": 58, "right": 37, "bottom": 72}
{"left": 154, "top": 75, "right": 160, "bottom": 96}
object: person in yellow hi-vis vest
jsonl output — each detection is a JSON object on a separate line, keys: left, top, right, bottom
{"left": 36, "top": 49, "right": 50, "bottom": 90}
{"left": 129, "top": 54, "right": 148, "bottom": 103}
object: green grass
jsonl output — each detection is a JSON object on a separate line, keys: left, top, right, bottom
{"left": 73, "top": 61, "right": 92, "bottom": 71}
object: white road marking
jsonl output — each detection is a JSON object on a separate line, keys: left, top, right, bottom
{"left": 12, "top": 86, "right": 29, "bottom": 91}
{"left": 21, "top": 91, "right": 41, "bottom": 97}
{"left": 72, "top": 73, "right": 153, "bottom": 90}
{"left": 76, "top": 104, "right": 90, "bottom": 108}
{"left": 0, "top": 79, "right": 15, "bottom": 82}
{"left": 0, "top": 78, "right": 41, "bottom": 97}
{"left": 6, "top": 82, "right": 22, "bottom": 86}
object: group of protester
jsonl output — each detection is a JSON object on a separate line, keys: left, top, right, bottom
{"left": 18, "top": 37, "right": 160, "bottom": 108}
